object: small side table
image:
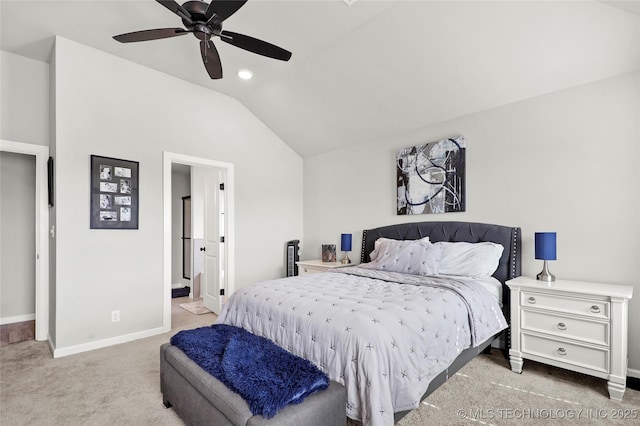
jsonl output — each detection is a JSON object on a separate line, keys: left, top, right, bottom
{"left": 296, "top": 259, "right": 353, "bottom": 276}
{"left": 507, "top": 276, "right": 633, "bottom": 400}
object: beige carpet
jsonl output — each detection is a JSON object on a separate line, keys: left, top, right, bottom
{"left": 0, "top": 296, "right": 216, "bottom": 426}
{"left": 394, "top": 350, "right": 640, "bottom": 425}
{"left": 179, "top": 300, "right": 212, "bottom": 315}
{"left": 2, "top": 317, "right": 639, "bottom": 425}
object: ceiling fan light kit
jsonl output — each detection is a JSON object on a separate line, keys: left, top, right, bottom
{"left": 113, "top": 0, "right": 292, "bottom": 79}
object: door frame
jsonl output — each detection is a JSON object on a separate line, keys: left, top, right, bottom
{"left": 162, "top": 152, "right": 234, "bottom": 329}
{"left": 0, "top": 140, "right": 50, "bottom": 341}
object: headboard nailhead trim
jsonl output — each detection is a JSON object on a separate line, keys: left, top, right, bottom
{"left": 360, "top": 230, "right": 368, "bottom": 263}
{"left": 511, "top": 228, "right": 518, "bottom": 279}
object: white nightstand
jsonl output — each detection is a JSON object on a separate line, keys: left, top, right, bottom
{"left": 296, "top": 259, "right": 353, "bottom": 276}
{"left": 507, "top": 276, "right": 633, "bottom": 400}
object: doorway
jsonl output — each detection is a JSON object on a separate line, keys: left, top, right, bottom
{"left": 162, "top": 152, "right": 234, "bottom": 331}
{"left": 0, "top": 140, "right": 49, "bottom": 342}
{"left": 170, "top": 165, "right": 191, "bottom": 300}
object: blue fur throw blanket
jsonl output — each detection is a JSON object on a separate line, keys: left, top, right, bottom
{"left": 170, "top": 324, "right": 329, "bottom": 418}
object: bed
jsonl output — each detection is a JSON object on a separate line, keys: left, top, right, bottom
{"left": 216, "top": 221, "right": 521, "bottom": 426}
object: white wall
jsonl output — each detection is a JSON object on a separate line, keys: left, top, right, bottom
{"left": 0, "top": 151, "right": 36, "bottom": 321}
{"left": 52, "top": 37, "right": 303, "bottom": 351}
{"left": 303, "top": 72, "right": 640, "bottom": 371}
{"left": 1, "top": 50, "right": 53, "bottom": 339}
{"left": 0, "top": 51, "right": 50, "bottom": 146}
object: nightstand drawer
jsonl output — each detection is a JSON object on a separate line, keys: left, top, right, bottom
{"left": 521, "top": 291, "right": 609, "bottom": 319}
{"left": 296, "top": 260, "right": 352, "bottom": 276}
{"left": 521, "top": 310, "right": 609, "bottom": 346}
{"left": 299, "top": 266, "right": 323, "bottom": 275}
{"left": 521, "top": 333, "right": 609, "bottom": 373}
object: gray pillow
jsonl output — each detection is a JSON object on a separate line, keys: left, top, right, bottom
{"left": 361, "top": 237, "right": 442, "bottom": 275}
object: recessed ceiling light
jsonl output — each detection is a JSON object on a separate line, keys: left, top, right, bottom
{"left": 238, "top": 69, "right": 253, "bottom": 80}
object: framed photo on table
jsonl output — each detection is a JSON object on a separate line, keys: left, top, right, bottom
{"left": 90, "top": 155, "right": 139, "bottom": 229}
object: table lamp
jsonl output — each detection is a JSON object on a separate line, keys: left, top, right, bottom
{"left": 341, "top": 233, "right": 352, "bottom": 264}
{"left": 535, "top": 232, "right": 556, "bottom": 282}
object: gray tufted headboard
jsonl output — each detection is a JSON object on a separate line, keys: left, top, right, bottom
{"left": 361, "top": 221, "right": 521, "bottom": 284}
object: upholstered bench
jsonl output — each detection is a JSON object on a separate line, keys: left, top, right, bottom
{"left": 160, "top": 343, "right": 347, "bottom": 426}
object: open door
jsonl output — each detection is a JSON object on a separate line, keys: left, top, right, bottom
{"left": 202, "top": 172, "right": 224, "bottom": 314}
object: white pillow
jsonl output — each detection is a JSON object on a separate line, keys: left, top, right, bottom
{"left": 362, "top": 237, "right": 441, "bottom": 275}
{"left": 434, "top": 241, "right": 504, "bottom": 278}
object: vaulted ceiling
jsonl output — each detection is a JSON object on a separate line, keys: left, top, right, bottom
{"left": 2, "top": 1, "right": 638, "bottom": 157}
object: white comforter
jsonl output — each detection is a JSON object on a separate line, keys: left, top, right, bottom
{"left": 216, "top": 267, "right": 507, "bottom": 426}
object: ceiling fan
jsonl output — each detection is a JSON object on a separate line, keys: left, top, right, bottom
{"left": 113, "top": 0, "right": 292, "bottom": 79}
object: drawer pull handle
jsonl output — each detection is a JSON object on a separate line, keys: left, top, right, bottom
{"left": 557, "top": 347, "right": 567, "bottom": 356}
{"left": 556, "top": 322, "right": 566, "bottom": 331}
{"left": 590, "top": 305, "right": 601, "bottom": 314}
{"left": 527, "top": 297, "right": 536, "bottom": 304}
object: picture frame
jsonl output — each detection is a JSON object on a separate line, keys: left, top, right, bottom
{"left": 90, "top": 155, "right": 139, "bottom": 229}
{"left": 396, "top": 135, "right": 466, "bottom": 215}
{"left": 322, "top": 244, "right": 336, "bottom": 262}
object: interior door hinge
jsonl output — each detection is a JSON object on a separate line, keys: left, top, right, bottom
{"left": 220, "top": 289, "right": 225, "bottom": 296}
{"left": 219, "top": 183, "right": 225, "bottom": 190}
{"left": 220, "top": 236, "right": 225, "bottom": 243}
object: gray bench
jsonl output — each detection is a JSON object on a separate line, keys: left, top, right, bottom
{"left": 160, "top": 343, "right": 347, "bottom": 426}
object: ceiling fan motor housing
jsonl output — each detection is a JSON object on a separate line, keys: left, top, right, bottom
{"left": 182, "top": 0, "right": 209, "bottom": 18}
{"left": 182, "top": 1, "right": 222, "bottom": 39}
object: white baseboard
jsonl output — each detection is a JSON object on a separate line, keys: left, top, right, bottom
{"left": 628, "top": 367, "right": 640, "bottom": 379}
{"left": 0, "top": 313, "right": 36, "bottom": 325}
{"left": 52, "top": 326, "right": 171, "bottom": 358}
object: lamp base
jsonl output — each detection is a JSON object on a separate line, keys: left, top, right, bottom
{"left": 536, "top": 260, "right": 555, "bottom": 282}
{"left": 341, "top": 252, "right": 351, "bottom": 264}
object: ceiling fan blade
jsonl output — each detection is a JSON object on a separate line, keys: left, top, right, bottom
{"left": 156, "top": 0, "right": 194, "bottom": 24}
{"left": 220, "top": 31, "right": 292, "bottom": 61}
{"left": 205, "top": 0, "right": 248, "bottom": 23}
{"left": 200, "top": 40, "right": 223, "bottom": 79}
{"left": 113, "top": 28, "right": 189, "bottom": 43}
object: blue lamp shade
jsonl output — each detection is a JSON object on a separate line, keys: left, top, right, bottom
{"left": 535, "top": 232, "right": 556, "bottom": 261}
{"left": 341, "top": 234, "right": 352, "bottom": 252}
